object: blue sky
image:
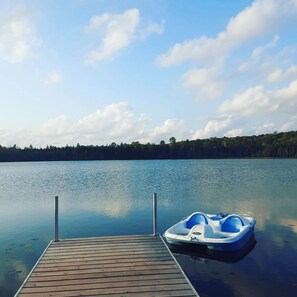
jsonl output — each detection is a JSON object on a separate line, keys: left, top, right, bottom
{"left": 1, "top": 0, "right": 297, "bottom": 147}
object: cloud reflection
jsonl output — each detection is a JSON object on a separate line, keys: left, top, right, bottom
{"left": 175, "top": 221, "right": 297, "bottom": 297}
{"left": 11, "top": 259, "right": 29, "bottom": 282}
{"left": 81, "top": 196, "right": 133, "bottom": 218}
{"left": 280, "top": 218, "right": 297, "bottom": 234}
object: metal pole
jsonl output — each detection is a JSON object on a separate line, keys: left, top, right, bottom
{"left": 153, "top": 193, "right": 157, "bottom": 236}
{"left": 54, "top": 196, "right": 59, "bottom": 242}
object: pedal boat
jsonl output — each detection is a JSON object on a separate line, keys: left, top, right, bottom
{"left": 164, "top": 212, "right": 256, "bottom": 251}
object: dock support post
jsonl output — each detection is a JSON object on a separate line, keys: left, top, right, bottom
{"left": 54, "top": 196, "right": 59, "bottom": 242}
{"left": 153, "top": 193, "right": 157, "bottom": 236}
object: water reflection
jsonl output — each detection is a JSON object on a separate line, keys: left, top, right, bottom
{"left": 175, "top": 223, "right": 297, "bottom": 297}
{"left": 60, "top": 190, "right": 134, "bottom": 218}
{"left": 0, "top": 237, "right": 48, "bottom": 297}
{"left": 0, "top": 160, "right": 296, "bottom": 296}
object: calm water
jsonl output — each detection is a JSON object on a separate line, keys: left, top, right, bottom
{"left": 0, "top": 159, "right": 296, "bottom": 296}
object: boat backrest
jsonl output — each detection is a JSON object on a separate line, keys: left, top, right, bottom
{"left": 186, "top": 213, "right": 208, "bottom": 229}
{"left": 203, "top": 224, "right": 215, "bottom": 238}
{"left": 221, "top": 215, "right": 245, "bottom": 233}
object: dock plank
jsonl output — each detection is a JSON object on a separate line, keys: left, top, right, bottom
{"left": 15, "top": 235, "right": 198, "bottom": 297}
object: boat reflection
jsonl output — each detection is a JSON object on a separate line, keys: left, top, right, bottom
{"left": 167, "top": 234, "right": 256, "bottom": 263}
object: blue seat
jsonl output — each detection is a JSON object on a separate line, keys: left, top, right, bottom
{"left": 221, "top": 216, "right": 244, "bottom": 233}
{"left": 186, "top": 213, "right": 208, "bottom": 229}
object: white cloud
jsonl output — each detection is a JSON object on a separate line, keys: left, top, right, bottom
{"left": 156, "top": 35, "right": 225, "bottom": 68}
{"left": 219, "top": 79, "right": 297, "bottom": 117}
{"left": 156, "top": 0, "right": 297, "bottom": 68}
{"left": 251, "top": 35, "right": 279, "bottom": 61}
{"left": 0, "top": 103, "right": 189, "bottom": 147}
{"left": 154, "top": 0, "right": 297, "bottom": 107}
{"left": 0, "top": 5, "right": 40, "bottom": 63}
{"left": 225, "top": 128, "right": 243, "bottom": 138}
{"left": 85, "top": 9, "right": 164, "bottom": 64}
{"left": 192, "top": 116, "right": 235, "bottom": 139}
{"left": 46, "top": 70, "right": 62, "bottom": 84}
{"left": 219, "top": 85, "right": 268, "bottom": 116}
{"left": 139, "top": 20, "right": 165, "bottom": 40}
{"left": 280, "top": 121, "right": 296, "bottom": 131}
{"left": 181, "top": 36, "right": 281, "bottom": 102}
{"left": 266, "top": 65, "right": 297, "bottom": 83}
{"left": 85, "top": 9, "right": 139, "bottom": 63}
{"left": 182, "top": 67, "right": 226, "bottom": 100}
{"left": 43, "top": 115, "right": 75, "bottom": 136}
{"left": 139, "top": 119, "right": 185, "bottom": 143}
{"left": 238, "top": 35, "right": 279, "bottom": 72}
{"left": 40, "top": 103, "right": 148, "bottom": 145}
{"left": 237, "top": 36, "right": 297, "bottom": 84}
{"left": 253, "top": 122, "right": 276, "bottom": 135}
{"left": 266, "top": 68, "right": 283, "bottom": 83}
{"left": 77, "top": 102, "right": 145, "bottom": 140}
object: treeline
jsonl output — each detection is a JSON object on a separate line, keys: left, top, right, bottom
{"left": 0, "top": 131, "right": 297, "bottom": 162}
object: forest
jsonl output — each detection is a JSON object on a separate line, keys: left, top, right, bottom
{"left": 0, "top": 131, "right": 296, "bottom": 162}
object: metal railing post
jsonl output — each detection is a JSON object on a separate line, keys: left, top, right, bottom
{"left": 152, "top": 193, "right": 157, "bottom": 236}
{"left": 54, "top": 196, "right": 59, "bottom": 242}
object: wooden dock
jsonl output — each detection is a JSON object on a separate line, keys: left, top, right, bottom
{"left": 15, "top": 235, "right": 198, "bottom": 297}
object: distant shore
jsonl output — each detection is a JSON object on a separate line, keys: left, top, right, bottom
{"left": 0, "top": 131, "right": 296, "bottom": 162}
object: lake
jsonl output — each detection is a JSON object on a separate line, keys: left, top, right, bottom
{"left": 0, "top": 159, "right": 296, "bottom": 296}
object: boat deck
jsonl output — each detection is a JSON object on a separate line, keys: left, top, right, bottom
{"left": 15, "top": 235, "right": 198, "bottom": 297}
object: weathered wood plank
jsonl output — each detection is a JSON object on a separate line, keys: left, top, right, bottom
{"left": 50, "top": 238, "right": 163, "bottom": 247}
{"left": 86, "top": 291, "right": 197, "bottom": 297}
{"left": 18, "top": 283, "right": 194, "bottom": 297}
{"left": 50, "top": 235, "right": 158, "bottom": 245}
{"left": 47, "top": 244, "right": 165, "bottom": 253}
{"left": 48, "top": 244, "right": 165, "bottom": 252}
{"left": 42, "top": 248, "right": 168, "bottom": 259}
{"left": 39, "top": 256, "right": 173, "bottom": 268}
{"left": 52, "top": 238, "right": 162, "bottom": 249}
{"left": 42, "top": 250, "right": 169, "bottom": 260}
{"left": 34, "top": 260, "right": 176, "bottom": 273}
{"left": 48, "top": 240, "right": 163, "bottom": 247}
{"left": 31, "top": 263, "right": 178, "bottom": 277}
{"left": 27, "top": 268, "right": 180, "bottom": 282}
{"left": 21, "top": 277, "right": 188, "bottom": 294}
{"left": 25, "top": 273, "right": 184, "bottom": 288}
{"left": 20, "top": 290, "right": 197, "bottom": 297}
{"left": 44, "top": 248, "right": 166, "bottom": 257}
{"left": 41, "top": 251, "right": 170, "bottom": 263}
{"left": 16, "top": 235, "right": 199, "bottom": 297}
{"left": 84, "top": 291, "right": 197, "bottom": 297}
